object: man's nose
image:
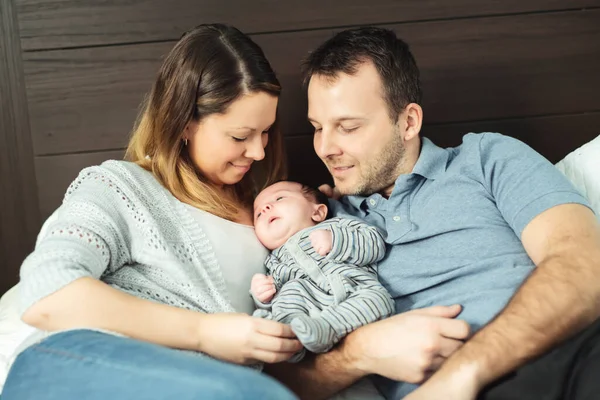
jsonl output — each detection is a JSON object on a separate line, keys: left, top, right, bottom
{"left": 314, "top": 129, "right": 342, "bottom": 159}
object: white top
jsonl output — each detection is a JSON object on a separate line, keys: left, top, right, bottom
{"left": 183, "top": 204, "right": 269, "bottom": 314}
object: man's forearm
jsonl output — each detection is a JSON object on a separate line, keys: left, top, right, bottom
{"left": 437, "top": 252, "right": 600, "bottom": 388}
{"left": 264, "top": 345, "right": 366, "bottom": 400}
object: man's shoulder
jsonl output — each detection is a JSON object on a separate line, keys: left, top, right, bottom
{"left": 457, "top": 132, "right": 537, "bottom": 161}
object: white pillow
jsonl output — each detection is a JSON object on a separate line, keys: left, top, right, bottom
{"left": 555, "top": 134, "right": 600, "bottom": 219}
{"left": 0, "top": 210, "right": 57, "bottom": 393}
{"left": 0, "top": 285, "right": 36, "bottom": 393}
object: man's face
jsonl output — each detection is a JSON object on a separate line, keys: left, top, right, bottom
{"left": 307, "top": 62, "right": 408, "bottom": 196}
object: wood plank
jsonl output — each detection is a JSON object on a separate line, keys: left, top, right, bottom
{"left": 34, "top": 112, "right": 600, "bottom": 221}
{"left": 422, "top": 112, "right": 600, "bottom": 163}
{"left": 17, "top": 0, "right": 600, "bottom": 51}
{"left": 0, "top": 0, "right": 41, "bottom": 295}
{"left": 35, "top": 150, "right": 125, "bottom": 221}
{"left": 25, "top": 43, "right": 165, "bottom": 156}
{"left": 286, "top": 136, "right": 333, "bottom": 190}
{"left": 25, "top": 10, "right": 600, "bottom": 156}
{"left": 271, "top": 9, "right": 600, "bottom": 134}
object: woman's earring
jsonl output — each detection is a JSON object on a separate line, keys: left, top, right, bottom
{"left": 184, "top": 138, "right": 188, "bottom": 146}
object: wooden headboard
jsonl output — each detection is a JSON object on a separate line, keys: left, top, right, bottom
{"left": 2, "top": 0, "right": 599, "bottom": 294}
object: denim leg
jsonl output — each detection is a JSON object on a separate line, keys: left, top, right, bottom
{"left": 3, "top": 329, "right": 297, "bottom": 400}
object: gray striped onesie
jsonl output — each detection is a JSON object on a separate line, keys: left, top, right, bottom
{"left": 252, "top": 217, "right": 395, "bottom": 361}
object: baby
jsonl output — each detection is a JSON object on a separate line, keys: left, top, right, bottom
{"left": 251, "top": 181, "right": 394, "bottom": 361}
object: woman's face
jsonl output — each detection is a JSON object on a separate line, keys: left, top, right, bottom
{"left": 186, "top": 91, "right": 278, "bottom": 187}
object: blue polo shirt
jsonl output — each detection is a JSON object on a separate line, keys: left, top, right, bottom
{"left": 329, "top": 132, "right": 590, "bottom": 399}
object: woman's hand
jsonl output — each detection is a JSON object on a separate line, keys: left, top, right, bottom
{"left": 197, "top": 313, "right": 303, "bottom": 364}
{"left": 250, "top": 273, "right": 276, "bottom": 303}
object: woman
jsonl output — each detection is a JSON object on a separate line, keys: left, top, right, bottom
{"left": 3, "top": 24, "right": 299, "bottom": 399}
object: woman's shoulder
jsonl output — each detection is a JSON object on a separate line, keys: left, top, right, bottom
{"left": 94, "top": 159, "right": 152, "bottom": 182}
{"left": 64, "top": 159, "right": 165, "bottom": 205}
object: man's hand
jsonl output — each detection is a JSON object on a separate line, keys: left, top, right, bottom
{"left": 250, "top": 273, "right": 276, "bottom": 303}
{"left": 404, "top": 363, "right": 479, "bottom": 400}
{"left": 318, "top": 184, "right": 341, "bottom": 200}
{"left": 309, "top": 229, "right": 333, "bottom": 256}
{"left": 342, "top": 305, "right": 470, "bottom": 383}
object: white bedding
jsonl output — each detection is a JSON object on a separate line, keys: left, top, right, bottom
{"left": 1, "top": 134, "right": 598, "bottom": 396}
{"left": 0, "top": 285, "right": 35, "bottom": 393}
{"left": 555, "top": 134, "right": 600, "bottom": 218}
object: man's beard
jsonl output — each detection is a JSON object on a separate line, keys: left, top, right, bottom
{"left": 335, "top": 127, "right": 406, "bottom": 196}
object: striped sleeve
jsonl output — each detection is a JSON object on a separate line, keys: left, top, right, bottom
{"left": 325, "top": 218, "right": 386, "bottom": 266}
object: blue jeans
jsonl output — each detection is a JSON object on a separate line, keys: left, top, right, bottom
{"left": 3, "top": 329, "right": 298, "bottom": 400}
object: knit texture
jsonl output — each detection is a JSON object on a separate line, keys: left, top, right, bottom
{"left": 19, "top": 160, "right": 235, "bottom": 316}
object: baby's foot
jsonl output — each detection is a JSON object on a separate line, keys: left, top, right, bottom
{"left": 290, "top": 315, "right": 338, "bottom": 354}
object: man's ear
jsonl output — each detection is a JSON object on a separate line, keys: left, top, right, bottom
{"left": 398, "top": 103, "right": 423, "bottom": 141}
{"left": 311, "top": 204, "right": 328, "bottom": 223}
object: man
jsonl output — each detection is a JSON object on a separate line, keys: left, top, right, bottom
{"left": 266, "top": 27, "right": 600, "bottom": 399}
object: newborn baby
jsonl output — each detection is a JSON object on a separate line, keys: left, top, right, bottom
{"left": 251, "top": 181, "right": 394, "bottom": 361}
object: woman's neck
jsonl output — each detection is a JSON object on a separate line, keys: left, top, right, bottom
{"left": 215, "top": 185, "right": 254, "bottom": 226}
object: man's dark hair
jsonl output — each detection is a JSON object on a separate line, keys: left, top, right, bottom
{"left": 301, "top": 26, "right": 422, "bottom": 121}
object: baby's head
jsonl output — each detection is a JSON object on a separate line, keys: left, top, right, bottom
{"left": 254, "top": 181, "right": 329, "bottom": 250}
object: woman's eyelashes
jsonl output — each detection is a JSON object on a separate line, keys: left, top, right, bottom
{"left": 233, "top": 127, "right": 271, "bottom": 142}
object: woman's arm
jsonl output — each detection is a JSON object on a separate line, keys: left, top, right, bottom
{"left": 24, "top": 276, "right": 302, "bottom": 364}
{"left": 19, "top": 167, "right": 301, "bottom": 363}
{"left": 23, "top": 277, "right": 204, "bottom": 350}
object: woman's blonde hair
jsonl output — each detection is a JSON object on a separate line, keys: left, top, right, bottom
{"left": 126, "top": 24, "right": 287, "bottom": 220}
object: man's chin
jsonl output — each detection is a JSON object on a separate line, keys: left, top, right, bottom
{"left": 333, "top": 180, "right": 360, "bottom": 196}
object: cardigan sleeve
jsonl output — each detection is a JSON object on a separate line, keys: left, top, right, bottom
{"left": 19, "top": 167, "right": 133, "bottom": 315}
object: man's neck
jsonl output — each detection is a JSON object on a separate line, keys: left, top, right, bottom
{"left": 379, "top": 138, "right": 422, "bottom": 199}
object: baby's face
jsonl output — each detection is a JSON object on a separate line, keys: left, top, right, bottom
{"left": 254, "top": 181, "right": 323, "bottom": 250}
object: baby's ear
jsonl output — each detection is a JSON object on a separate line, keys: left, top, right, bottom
{"left": 311, "top": 204, "right": 328, "bottom": 223}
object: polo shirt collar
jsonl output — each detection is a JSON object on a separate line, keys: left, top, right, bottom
{"left": 410, "top": 137, "right": 449, "bottom": 181}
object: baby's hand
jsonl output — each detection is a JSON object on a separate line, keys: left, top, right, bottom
{"left": 310, "top": 229, "right": 333, "bottom": 256}
{"left": 250, "top": 273, "right": 276, "bottom": 303}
